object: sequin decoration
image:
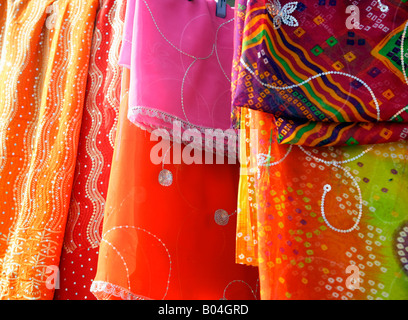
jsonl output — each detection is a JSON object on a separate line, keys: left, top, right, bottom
{"left": 0, "top": 0, "right": 98, "bottom": 300}
{"left": 232, "top": 0, "right": 408, "bottom": 147}
{"left": 395, "top": 222, "right": 408, "bottom": 276}
{"left": 214, "top": 209, "right": 230, "bottom": 226}
{"left": 158, "top": 169, "right": 173, "bottom": 187}
{"left": 265, "top": 0, "right": 299, "bottom": 29}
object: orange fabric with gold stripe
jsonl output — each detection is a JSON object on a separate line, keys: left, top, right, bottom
{"left": 0, "top": 0, "right": 98, "bottom": 299}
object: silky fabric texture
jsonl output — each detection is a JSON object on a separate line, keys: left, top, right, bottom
{"left": 237, "top": 107, "right": 408, "bottom": 300}
{"left": 91, "top": 68, "right": 259, "bottom": 300}
{"left": 0, "top": 0, "right": 98, "bottom": 299}
{"left": 232, "top": 0, "right": 408, "bottom": 147}
{"left": 54, "top": 0, "right": 126, "bottom": 300}
{"left": 122, "top": 0, "right": 236, "bottom": 155}
{"left": 233, "top": 0, "right": 408, "bottom": 300}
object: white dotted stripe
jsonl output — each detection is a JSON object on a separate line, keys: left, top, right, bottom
{"left": 298, "top": 145, "right": 374, "bottom": 165}
{"left": 142, "top": 0, "right": 202, "bottom": 59}
{"left": 181, "top": 59, "right": 197, "bottom": 123}
{"left": 161, "top": 145, "right": 172, "bottom": 169}
{"left": 215, "top": 18, "right": 235, "bottom": 82}
{"left": 90, "top": 280, "right": 149, "bottom": 300}
{"left": 100, "top": 238, "right": 132, "bottom": 293}
{"left": 320, "top": 163, "right": 363, "bottom": 234}
{"left": 143, "top": 0, "right": 234, "bottom": 124}
{"left": 222, "top": 279, "right": 258, "bottom": 300}
{"left": 257, "top": 145, "right": 293, "bottom": 178}
{"left": 389, "top": 105, "right": 408, "bottom": 121}
{"left": 102, "top": 225, "right": 172, "bottom": 300}
{"left": 401, "top": 20, "right": 408, "bottom": 87}
{"left": 240, "top": 58, "right": 381, "bottom": 121}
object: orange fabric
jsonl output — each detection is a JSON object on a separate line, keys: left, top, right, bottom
{"left": 91, "top": 68, "right": 259, "bottom": 300}
{"left": 0, "top": 0, "right": 98, "bottom": 299}
{"left": 237, "top": 107, "right": 408, "bottom": 300}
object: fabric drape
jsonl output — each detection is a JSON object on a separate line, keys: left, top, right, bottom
{"left": 121, "top": 0, "right": 237, "bottom": 155}
{"left": 54, "top": 0, "right": 126, "bottom": 300}
{"left": 2, "top": 0, "right": 407, "bottom": 301}
{"left": 91, "top": 67, "right": 259, "bottom": 300}
{"left": 0, "top": 0, "right": 98, "bottom": 299}
{"left": 232, "top": 0, "right": 408, "bottom": 147}
{"left": 233, "top": 0, "right": 408, "bottom": 300}
{"left": 237, "top": 107, "right": 408, "bottom": 300}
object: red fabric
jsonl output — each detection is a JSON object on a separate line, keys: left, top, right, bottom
{"left": 91, "top": 69, "right": 260, "bottom": 300}
{"left": 54, "top": 0, "right": 126, "bottom": 300}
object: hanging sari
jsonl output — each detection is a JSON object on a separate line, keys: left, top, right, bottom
{"left": 238, "top": 107, "right": 408, "bottom": 300}
{"left": 0, "top": 0, "right": 98, "bottom": 299}
{"left": 90, "top": 0, "right": 259, "bottom": 300}
{"left": 90, "top": 66, "right": 259, "bottom": 300}
{"left": 121, "top": 0, "right": 237, "bottom": 155}
{"left": 233, "top": 0, "right": 408, "bottom": 299}
{"left": 232, "top": 0, "right": 408, "bottom": 145}
{"left": 54, "top": 0, "right": 126, "bottom": 300}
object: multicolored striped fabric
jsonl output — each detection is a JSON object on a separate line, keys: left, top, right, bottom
{"left": 232, "top": 0, "right": 408, "bottom": 147}
{"left": 0, "top": 0, "right": 98, "bottom": 299}
{"left": 233, "top": 0, "right": 408, "bottom": 300}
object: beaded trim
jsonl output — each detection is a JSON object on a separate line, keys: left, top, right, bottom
{"left": 297, "top": 145, "right": 370, "bottom": 233}
{"left": 320, "top": 162, "right": 363, "bottom": 234}
{"left": 240, "top": 58, "right": 381, "bottom": 121}
{"left": 401, "top": 20, "right": 408, "bottom": 87}
{"left": 128, "top": 105, "right": 239, "bottom": 158}
{"left": 222, "top": 279, "right": 259, "bottom": 300}
{"left": 139, "top": 0, "right": 236, "bottom": 148}
{"left": 101, "top": 225, "right": 172, "bottom": 300}
{"left": 90, "top": 281, "right": 152, "bottom": 300}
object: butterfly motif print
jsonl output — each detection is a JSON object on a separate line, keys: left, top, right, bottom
{"left": 265, "top": 0, "right": 299, "bottom": 29}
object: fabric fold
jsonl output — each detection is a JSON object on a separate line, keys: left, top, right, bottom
{"left": 233, "top": 0, "right": 408, "bottom": 300}
{"left": 122, "top": 0, "right": 237, "bottom": 155}
{"left": 91, "top": 68, "right": 259, "bottom": 300}
{"left": 0, "top": 0, "right": 98, "bottom": 300}
{"left": 232, "top": 0, "right": 408, "bottom": 147}
{"left": 54, "top": 0, "right": 126, "bottom": 300}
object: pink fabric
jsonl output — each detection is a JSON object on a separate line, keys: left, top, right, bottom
{"left": 120, "top": 0, "right": 235, "bottom": 151}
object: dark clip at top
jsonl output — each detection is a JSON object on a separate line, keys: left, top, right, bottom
{"left": 216, "top": 0, "right": 227, "bottom": 18}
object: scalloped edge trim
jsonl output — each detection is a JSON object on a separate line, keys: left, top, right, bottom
{"left": 128, "top": 105, "right": 239, "bottom": 158}
{"left": 90, "top": 280, "right": 152, "bottom": 300}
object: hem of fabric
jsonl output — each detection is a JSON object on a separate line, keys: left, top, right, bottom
{"left": 128, "top": 105, "right": 239, "bottom": 158}
{"left": 90, "top": 280, "right": 152, "bottom": 300}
